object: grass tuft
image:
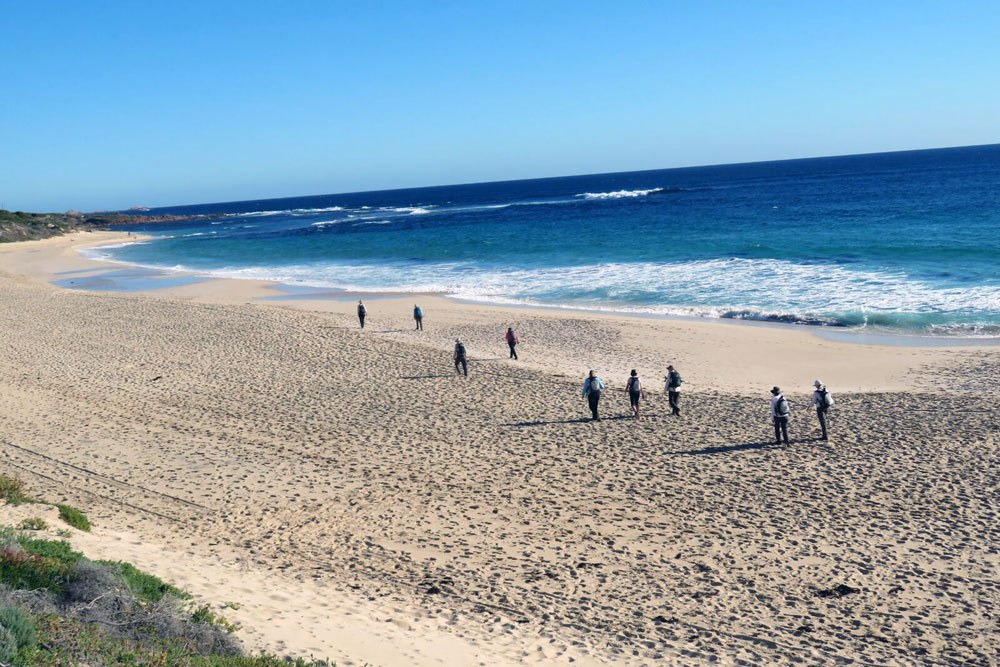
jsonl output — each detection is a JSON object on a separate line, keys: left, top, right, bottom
{"left": 0, "top": 476, "right": 32, "bottom": 505}
{"left": 56, "top": 505, "right": 90, "bottom": 532}
{"left": 17, "top": 517, "right": 48, "bottom": 531}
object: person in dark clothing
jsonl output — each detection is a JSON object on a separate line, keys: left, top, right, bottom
{"left": 665, "top": 365, "right": 682, "bottom": 416}
{"left": 413, "top": 305, "right": 423, "bottom": 330}
{"left": 770, "top": 386, "right": 790, "bottom": 446}
{"left": 454, "top": 339, "right": 468, "bottom": 377}
{"left": 812, "top": 379, "right": 831, "bottom": 440}
{"left": 625, "top": 369, "right": 645, "bottom": 419}
{"left": 357, "top": 300, "right": 367, "bottom": 329}
{"left": 505, "top": 327, "right": 519, "bottom": 359}
{"left": 582, "top": 370, "right": 605, "bottom": 421}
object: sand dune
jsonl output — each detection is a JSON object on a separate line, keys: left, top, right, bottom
{"left": 0, "top": 234, "right": 997, "bottom": 665}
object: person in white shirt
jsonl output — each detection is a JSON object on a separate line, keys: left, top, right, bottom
{"left": 770, "top": 386, "right": 790, "bottom": 446}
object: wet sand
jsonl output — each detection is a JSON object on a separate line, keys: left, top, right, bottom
{"left": 0, "top": 233, "right": 997, "bottom": 665}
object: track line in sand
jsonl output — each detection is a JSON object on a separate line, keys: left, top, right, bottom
{"left": 0, "top": 439, "right": 211, "bottom": 524}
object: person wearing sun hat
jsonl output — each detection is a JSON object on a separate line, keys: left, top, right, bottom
{"left": 812, "top": 380, "right": 833, "bottom": 440}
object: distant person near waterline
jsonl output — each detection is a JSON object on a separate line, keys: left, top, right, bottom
{"left": 583, "top": 370, "right": 605, "bottom": 421}
{"left": 625, "top": 369, "right": 645, "bottom": 419}
{"left": 413, "top": 304, "right": 423, "bottom": 330}
{"left": 770, "top": 386, "right": 790, "bottom": 446}
{"left": 505, "top": 327, "right": 519, "bottom": 360}
{"left": 454, "top": 339, "right": 468, "bottom": 377}
{"left": 665, "top": 365, "right": 682, "bottom": 416}
{"left": 357, "top": 300, "right": 367, "bottom": 329}
{"left": 812, "top": 380, "right": 834, "bottom": 440}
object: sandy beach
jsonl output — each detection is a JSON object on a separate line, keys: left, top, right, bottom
{"left": 1, "top": 233, "right": 998, "bottom": 665}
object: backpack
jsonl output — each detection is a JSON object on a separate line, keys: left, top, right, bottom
{"left": 415, "top": 307, "right": 422, "bottom": 318}
{"left": 629, "top": 377, "right": 641, "bottom": 392}
{"left": 821, "top": 388, "right": 834, "bottom": 409}
{"left": 455, "top": 343, "right": 466, "bottom": 357}
{"left": 776, "top": 396, "right": 789, "bottom": 417}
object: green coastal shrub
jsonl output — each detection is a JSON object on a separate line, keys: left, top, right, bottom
{"left": 98, "top": 560, "right": 190, "bottom": 603}
{"left": 0, "top": 624, "right": 16, "bottom": 664}
{"left": 0, "top": 605, "right": 36, "bottom": 650}
{"left": 56, "top": 504, "right": 91, "bottom": 532}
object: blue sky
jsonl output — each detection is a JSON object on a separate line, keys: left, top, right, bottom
{"left": 2, "top": 1, "right": 998, "bottom": 212}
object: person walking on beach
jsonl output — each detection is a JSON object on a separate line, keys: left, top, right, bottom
{"left": 665, "top": 364, "right": 682, "bottom": 416}
{"left": 625, "top": 369, "right": 646, "bottom": 419}
{"left": 771, "top": 386, "right": 791, "bottom": 446}
{"left": 812, "top": 380, "right": 833, "bottom": 440}
{"left": 583, "top": 370, "right": 605, "bottom": 421}
{"left": 454, "top": 338, "right": 469, "bottom": 377}
{"left": 357, "top": 300, "right": 367, "bottom": 329}
{"left": 413, "top": 304, "right": 423, "bottom": 330}
{"left": 505, "top": 327, "right": 519, "bottom": 360}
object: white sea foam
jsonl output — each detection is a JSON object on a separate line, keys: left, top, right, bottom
{"left": 575, "top": 188, "right": 665, "bottom": 199}
{"left": 309, "top": 218, "right": 350, "bottom": 227}
{"left": 377, "top": 206, "right": 434, "bottom": 215}
{"left": 75, "top": 248, "right": 1000, "bottom": 335}
{"left": 353, "top": 220, "right": 392, "bottom": 226}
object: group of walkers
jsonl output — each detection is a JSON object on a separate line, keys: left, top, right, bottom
{"left": 582, "top": 367, "right": 682, "bottom": 422}
{"left": 357, "top": 299, "right": 834, "bottom": 443}
{"left": 770, "top": 381, "right": 834, "bottom": 445}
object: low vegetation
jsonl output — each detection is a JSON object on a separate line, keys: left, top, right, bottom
{"left": 0, "top": 476, "right": 32, "bottom": 506}
{"left": 56, "top": 503, "right": 91, "bottom": 532}
{"left": 0, "top": 474, "right": 333, "bottom": 665}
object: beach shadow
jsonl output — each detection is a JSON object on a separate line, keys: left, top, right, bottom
{"left": 506, "top": 418, "right": 593, "bottom": 427}
{"left": 400, "top": 374, "right": 453, "bottom": 380}
{"left": 506, "top": 415, "right": 632, "bottom": 427}
{"left": 675, "top": 441, "right": 779, "bottom": 455}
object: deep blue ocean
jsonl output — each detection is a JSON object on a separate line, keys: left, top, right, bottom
{"left": 95, "top": 144, "right": 1000, "bottom": 337}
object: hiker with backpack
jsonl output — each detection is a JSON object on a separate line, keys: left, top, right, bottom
{"left": 770, "top": 386, "right": 791, "bottom": 446}
{"left": 665, "top": 365, "right": 682, "bottom": 416}
{"left": 505, "top": 327, "right": 519, "bottom": 360}
{"left": 582, "top": 370, "right": 605, "bottom": 421}
{"left": 357, "top": 300, "right": 367, "bottom": 329}
{"left": 454, "top": 339, "right": 469, "bottom": 377}
{"left": 812, "top": 380, "right": 834, "bottom": 440}
{"left": 625, "top": 369, "right": 646, "bottom": 419}
{"left": 413, "top": 304, "right": 423, "bottom": 330}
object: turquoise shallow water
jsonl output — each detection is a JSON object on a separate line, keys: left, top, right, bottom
{"left": 95, "top": 144, "right": 1000, "bottom": 337}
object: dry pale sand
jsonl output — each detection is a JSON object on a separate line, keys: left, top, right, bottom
{"left": 0, "top": 233, "right": 998, "bottom": 666}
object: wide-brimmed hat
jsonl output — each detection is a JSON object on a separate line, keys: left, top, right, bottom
{"left": 770, "top": 386, "right": 781, "bottom": 395}
{"left": 813, "top": 379, "right": 823, "bottom": 387}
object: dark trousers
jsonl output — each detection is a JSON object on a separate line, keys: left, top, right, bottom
{"left": 817, "top": 407, "right": 828, "bottom": 439}
{"left": 774, "top": 416, "right": 789, "bottom": 445}
{"left": 587, "top": 391, "right": 601, "bottom": 420}
{"left": 455, "top": 357, "right": 468, "bottom": 376}
{"left": 358, "top": 314, "right": 365, "bottom": 328}
{"left": 668, "top": 390, "right": 680, "bottom": 415}
{"left": 415, "top": 318, "right": 422, "bottom": 330}
{"left": 508, "top": 342, "right": 518, "bottom": 359}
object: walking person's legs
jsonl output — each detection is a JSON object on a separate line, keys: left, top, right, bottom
{"left": 588, "top": 392, "right": 600, "bottom": 420}
{"left": 461, "top": 358, "right": 468, "bottom": 377}
{"left": 817, "top": 408, "right": 828, "bottom": 440}
{"left": 359, "top": 314, "right": 365, "bottom": 329}
{"left": 779, "top": 417, "right": 789, "bottom": 445}
{"left": 669, "top": 391, "right": 680, "bottom": 415}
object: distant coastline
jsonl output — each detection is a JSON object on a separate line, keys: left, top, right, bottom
{"left": 0, "top": 209, "right": 206, "bottom": 243}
